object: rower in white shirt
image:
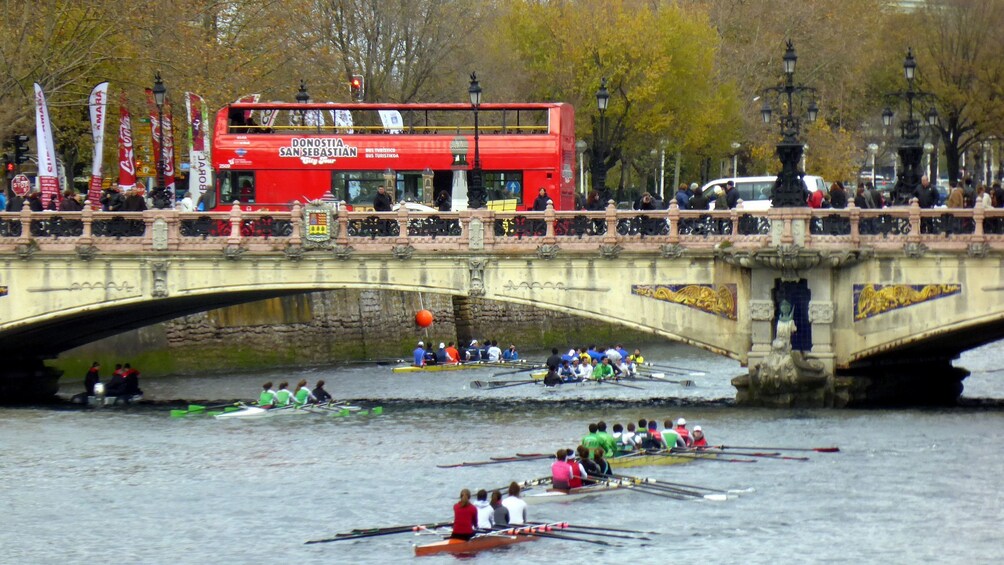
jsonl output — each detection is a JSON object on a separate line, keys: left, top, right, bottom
{"left": 487, "top": 340, "right": 503, "bottom": 362}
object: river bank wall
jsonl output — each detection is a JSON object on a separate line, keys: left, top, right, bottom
{"left": 53, "top": 290, "right": 654, "bottom": 379}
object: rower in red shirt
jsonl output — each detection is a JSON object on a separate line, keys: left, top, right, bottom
{"left": 451, "top": 489, "right": 478, "bottom": 540}
{"left": 674, "top": 418, "right": 693, "bottom": 447}
{"left": 550, "top": 449, "right": 572, "bottom": 490}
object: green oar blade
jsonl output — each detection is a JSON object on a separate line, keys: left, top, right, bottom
{"left": 223, "top": 406, "right": 241, "bottom": 413}
{"left": 187, "top": 404, "right": 206, "bottom": 413}
{"left": 170, "top": 409, "right": 188, "bottom": 418}
{"left": 358, "top": 410, "right": 369, "bottom": 415}
{"left": 371, "top": 407, "right": 383, "bottom": 415}
{"left": 207, "top": 411, "right": 223, "bottom": 417}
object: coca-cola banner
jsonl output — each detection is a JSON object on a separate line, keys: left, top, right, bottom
{"left": 117, "top": 94, "right": 137, "bottom": 191}
{"left": 33, "top": 83, "right": 60, "bottom": 203}
{"left": 88, "top": 82, "right": 109, "bottom": 204}
{"left": 164, "top": 102, "right": 176, "bottom": 195}
{"left": 185, "top": 92, "right": 211, "bottom": 201}
{"left": 144, "top": 88, "right": 175, "bottom": 197}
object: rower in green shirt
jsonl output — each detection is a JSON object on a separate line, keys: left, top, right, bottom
{"left": 293, "top": 379, "right": 317, "bottom": 406}
{"left": 258, "top": 382, "right": 277, "bottom": 408}
{"left": 582, "top": 423, "right": 602, "bottom": 452}
{"left": 275, "top": 381, "right": 294, "bottom": 406}
{"left": 595, "top": 421, "right": 617, "bottom": 457}
{"left": 592, "top": 357, "right": 614, "bottom": 381}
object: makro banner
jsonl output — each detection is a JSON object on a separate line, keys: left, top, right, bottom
{"left": 118, "top": 94, "right": 137, "bottom": 190}
{"left": 33, "top": 83, "right": 60, "bottom": 202}
{"left": 88, "top": 82, "right": 109, "bottom": 204}
{"left": 185, "top": 92, "right": 211, "bottom": 201}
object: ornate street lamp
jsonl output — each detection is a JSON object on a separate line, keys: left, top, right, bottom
{"left": 882, "top": 48, "right": 938, "bottom": 205}
{"left": 758, "top": 40, "right": 818, "bottom": 207}
{"left": 467, "top": 72, "right": 485, "bottom": 209}
{"left": 592, "top": 78, "right": 610, "bottom": 204}
{"left": 576, "top": 139, "right": 588, "bottom": 195}
{"left": 151, "top": 72, "right": 170, "bottom": 209}
{"left": 295, "top": 80, "right": 311, "bottom": 127}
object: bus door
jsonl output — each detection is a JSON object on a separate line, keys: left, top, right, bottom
{"left": 218, "top": 170, "right": 256, "bottom": 206}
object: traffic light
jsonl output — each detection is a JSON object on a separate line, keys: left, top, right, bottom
{"left": 12, "top": 135, "right": 29, "bottom": 164}
{"left": 350, "top": 74, "right": 364, "bottom": 101}
{"left": 3, "top": 154, "right": 12, "bottom": 176}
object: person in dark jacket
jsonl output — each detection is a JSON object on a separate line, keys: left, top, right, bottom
{"left": 100, "top": 187, "right": 125, "bottom": 211}
{"left": 84, "top": 362, "right": 101, "bottom": 396}
{"left": 829, "top": 182, "right": 848, "bottom": 209}
{"left": 689, "top": 186, "right": 710, "bottom": 210}
{"left": 915, "top": 176, "right": 938, "bottom": 209}
{"left": 6, "top": 193, "right": 24, "bottom": 211}
{"left": 725, "top": 180, "right": 740, "bottom": 209}
{"left": 27, "top": 190, "right": 44, "bottom": 211}
{"left": 372, "top": 185, "right": 393, "bottom": 211}
{"left": 312, "top": 380, "right": 333, "bottom": 403}
{"left": 434, "top": 190, "right": 451, "bottom": 212}
{"left": 634, "top": 192, "right": 657, "bottom": 210}
{"left": 532, "top": 187, "right": 551, "bottom": 211}
{"left": 122, "top": 188, "right": 148, "bottom": 211}
{"left": 58, "top": 190, "right": 84, "bottom": 211}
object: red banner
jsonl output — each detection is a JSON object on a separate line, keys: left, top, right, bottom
{"left": 144, "top": 89, "right": 175, "bottom": 196}
{"left": 117, "top": 94, "right": 137, "bottom": 190}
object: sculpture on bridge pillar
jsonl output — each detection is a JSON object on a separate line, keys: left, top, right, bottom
{"left": 736, "top": 299, "right": 831, "bottom": 407}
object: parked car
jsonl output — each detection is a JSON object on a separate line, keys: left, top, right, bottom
{"left": 700, "top": 175, "right": 826, "bottom": 210}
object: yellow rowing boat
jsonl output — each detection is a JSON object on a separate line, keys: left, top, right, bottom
{"left": 392, "top": 362, "right": 517, "bottom": 374}
{"left": 609, "top": 451, "right": 717, "bottom": 469}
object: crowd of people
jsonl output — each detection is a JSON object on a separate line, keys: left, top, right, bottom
{"left": 411, "top": 339, "right": 519, "bottom": 367}
{"left": 541, "top": 344, "right": 646, "bottom": 386}
{"left": 5, "top": 186, "right": 203, "bottom": 212}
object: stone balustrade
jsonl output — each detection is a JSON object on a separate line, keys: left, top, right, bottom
{"left": 2, "top": 198, "right": 1003, "bottom": 258}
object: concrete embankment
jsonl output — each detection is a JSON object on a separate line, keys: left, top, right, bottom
{"left": 53, "top": 290, "right": 653, "bottom": 379}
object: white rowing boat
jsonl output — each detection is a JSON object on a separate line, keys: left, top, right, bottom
{"left": 523, "top": 482, "right": 630, "bottom": 504}
{"left": 213, "top": 403, "right": 363, "bottom": 420}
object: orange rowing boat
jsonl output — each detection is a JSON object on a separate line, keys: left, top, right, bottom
{"left": 414, "top": 532, "right": 536, "bottom": 556}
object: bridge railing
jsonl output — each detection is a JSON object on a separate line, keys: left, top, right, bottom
{"left": 3, "top": 199, "right": 1004, "bottom": 256}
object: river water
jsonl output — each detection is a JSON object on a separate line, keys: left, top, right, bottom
{"left": 4, "top": 341, "right": 1003, "bottom": 564}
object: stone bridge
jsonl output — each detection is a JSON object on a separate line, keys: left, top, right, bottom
{"left": 2, "top": 200, "right": 1003, "bottom": 405}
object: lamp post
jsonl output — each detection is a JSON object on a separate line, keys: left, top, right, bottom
{"left": 295, "top": 80, "right": 310, "bottom": 127}
{"left": 151, "top": 72, "right": 170, "bottom": 209}
{"left": 882, "top": 48, "right": 938, "bottom": 205}
{"left": 592, "top": 78, "right": 610, "bottom": 204}
{"left": 759, "top": 40, "right": 818, "bottom": 207}
{"left": 868, "top": 143, "right": 879, "bottom": 184}
{"left": 731, "top": 141, "right": 741, "bottom": 177}
{"left": 467, "top": 72, "right": 485, "bottom": 209}
{"left": 924, "top": 142, "right": 935, "bottom": 180}
{"left": 576, "top": 139, "right": 588, "bottom": 196}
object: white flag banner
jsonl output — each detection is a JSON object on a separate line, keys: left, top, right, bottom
{"left": 34, "top": 83, "right": 60, "bottom": 202}
{"left": 88, "top": 82, "right": 109, "bottom": 203}
{"left": 378, "top": 110, "right": 403, "bottom": 134}
{"left": 333, "top": 109, "right": 354, "bottom": 134}
{"left": 185, "top": 92, "right": 211, "bottom": 202}
{"left": 305, "top": 109, "right": 325, "bottom": 127}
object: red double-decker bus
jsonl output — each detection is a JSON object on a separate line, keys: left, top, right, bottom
{"left": 207, "top": 102, "right": 576, "bottom": 211}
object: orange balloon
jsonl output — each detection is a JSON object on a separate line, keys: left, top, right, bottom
{"left": 415, "top": 309, "right": 434, "bottom": 327}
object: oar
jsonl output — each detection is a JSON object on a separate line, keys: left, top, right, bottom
{"left": 171, "top": 402, "right": 240, "bottom": 417}
{"left": 530, "top": 522, "right": 660, "bottom": 535}
{"left": 596, "top": 379, "right": 645, "bottom": 390}
{"left": 638, "top": 362, "right": 706, "bottom": 376}
{"left": 626, "top": 373, "right": 695, "bottom": 386}
{"left": 473, "top": 380, "right": 539, "bottom": 390}
{"left": 666, "top": 451, "right": 758, "bottom": 463}
{"left": 491, "top": 364, "right": 544, "bottom": 378}
{"left": 601, "top": 479, "right": 688, "bottom": 500}
{"left": 714, "top": 444, "right": 840, "bottom": 453}
{"left": 517, "top": 528, "right": 615, "bottom": 546}
{"left": 513, "top": 523, "right": 648, "bottom": 540}
{"left": 609, "top": 474, "right": 727, "bottom": 501}
{"left": 489, "top": 454, "right": 554, "bottom": 462}
{"left": 437, "top": 454, "right": 552, "bottom": 468}
{"left": 714, "top": 450, "right": 809, "bottom": 462}
{"left": 305, "top": 521, "right": 452, "bottom": 544}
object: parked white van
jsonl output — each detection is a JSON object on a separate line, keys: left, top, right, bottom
{"left": 700, "top": 175, "right": 826, "bottom": 210}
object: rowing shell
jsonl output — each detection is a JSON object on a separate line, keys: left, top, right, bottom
{"left": 392, "top": 362, "right": 508, "bottom": 374}
{"left": 609, "top": 451, "right": 716, "bottom": 469}
{"left": 213, "top": 404, "right": 361, "bottom": 420}
{"left": 414, "top": 533, "right": 536, "bottom": 556}
{"left": 524, "top": 483, "right": 629, "bottom": 505}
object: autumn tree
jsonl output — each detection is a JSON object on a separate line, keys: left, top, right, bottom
{"left": 503, "top": 0, "right": 739, "bottom": 195}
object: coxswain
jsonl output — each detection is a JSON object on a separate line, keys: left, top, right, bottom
{"left": 84, "top": 362, "right": 101, "bottom": 396}
{"left": 542, "top": 367, "right": 562, "bottom": 387}
{"left": 674, "top": 417, "right": 693, "bottom": 447}
{"left": 312, "top": 380, "right": 332, "bottom": 403}
{"left": 275, "top": 382, "right": 294, "bottom": 406}
{"left": 451, "top": 489, "right": 478, "bottom": 540}
{"left": 293, "top": 379, "right": 317, "bottom": 406}
{"left": 445, "top": 342, "right": 460, "bottom": 364}
{"left": 491, "top": 490, "right": 509, "bottom": 527}
{"left": 628, "top": 348, "right": 645, "bottom": 365}
{"left": 501, "top": 482, "right": 528, "bottom": 525}
{"left": 473, "top": 489, "right": 494, "bottom": 530}
{"left": 692, "top": 425, "right": 708, "bottom": 447}
{"left": 550, "top": 449, "right": 572, "bottom": 490}
{"left": 412, "top": 341, "right": 426, "bottom": 367}
{"left": 258, "top": 382, "right": 277, "bottom": 408}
